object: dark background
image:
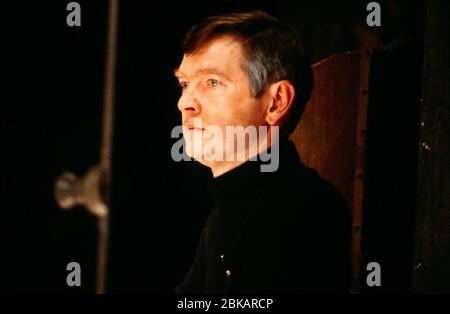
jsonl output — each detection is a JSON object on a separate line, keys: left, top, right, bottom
{"left": 3, "top": 0, "right": 425, "bottom": 293}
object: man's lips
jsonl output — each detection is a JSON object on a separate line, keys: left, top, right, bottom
{"left": 185, "top": 125, "right": 205, "bottom": 131}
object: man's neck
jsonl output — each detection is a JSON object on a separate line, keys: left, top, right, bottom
{"left": 207, "top": 131, "right": 278, "bottom": 178}
{"left": 209, "top": 159, "right": 248, "bottom": 178}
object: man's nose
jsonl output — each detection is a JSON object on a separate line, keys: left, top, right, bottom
{"left": 177, "top": 90, "right": 201, "bottom": 114}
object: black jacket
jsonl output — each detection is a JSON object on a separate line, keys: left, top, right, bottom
{"left": 175, "top": 140, "right": 352, "bottom": 294}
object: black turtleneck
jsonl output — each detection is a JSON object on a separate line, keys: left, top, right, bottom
{"left": 175, "top": 140, "right": 352, "bottom": 294}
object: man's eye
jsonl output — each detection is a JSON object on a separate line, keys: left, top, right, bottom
{"left": 207, "top": 79, "right": 219, "bottom": 87}
{"left": 179, "top": 81, "right": 189, "bottom": 90}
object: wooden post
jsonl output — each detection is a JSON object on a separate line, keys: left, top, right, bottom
{"left": 413, "top": 0, "right": 450, "bottom": 293}
{"left": 351, "top": 48, "right": 371, "bottom": 294}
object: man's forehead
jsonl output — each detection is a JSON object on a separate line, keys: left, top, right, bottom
{"left": 175, "top": 36, "right": 243, "bottom": 76}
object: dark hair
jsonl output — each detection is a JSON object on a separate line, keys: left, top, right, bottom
{"left": 182, "top": 10, "right": 314, "bottom": 136}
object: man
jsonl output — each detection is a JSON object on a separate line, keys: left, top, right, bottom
{"left": 173, "top": 11, "right": 351, "bottom": 294}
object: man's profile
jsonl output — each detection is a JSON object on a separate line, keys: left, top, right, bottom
{"left": 173, "top": 10, "right": 351, "bottom": 294}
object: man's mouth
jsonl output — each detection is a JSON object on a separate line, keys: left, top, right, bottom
{"left": 183, "top": 118, "right": 207, "bottom": 133}
{"left": 184, "top": 123, "right": 205, "bottom": 131}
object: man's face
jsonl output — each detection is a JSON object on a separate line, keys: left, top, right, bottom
{"left": 175, "top": 35, "right": 270, "bottom": 172}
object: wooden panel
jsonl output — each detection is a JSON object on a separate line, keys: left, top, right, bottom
{"left": 290, "top": 52, "right": 361, "bottom": 206}
{"left": 290, "top": 50, "right": 371, "bottom": 293}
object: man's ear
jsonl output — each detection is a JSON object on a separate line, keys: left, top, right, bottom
{"left": 265, "top": 80, "right": 295, "bottom": 126}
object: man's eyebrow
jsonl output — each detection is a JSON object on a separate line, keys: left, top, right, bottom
{"left": 173, "top": 68, "right": 183, "bottom": 78}
{"left": 173, "top": 67, "right": 231, "bottom": 81}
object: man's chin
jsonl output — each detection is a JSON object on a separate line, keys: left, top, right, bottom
{"left": 186, "top": 149, "right": 216, "bottom": 164}
{"left": 185, "top": 143, "right": 203, "bottom": 160}
{"left": 185, "top": 146, "right": 225, "bottom": 165}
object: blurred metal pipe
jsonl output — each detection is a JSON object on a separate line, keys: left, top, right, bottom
{"left": 54, "top": 0, "right": 120, "bottom": 294}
